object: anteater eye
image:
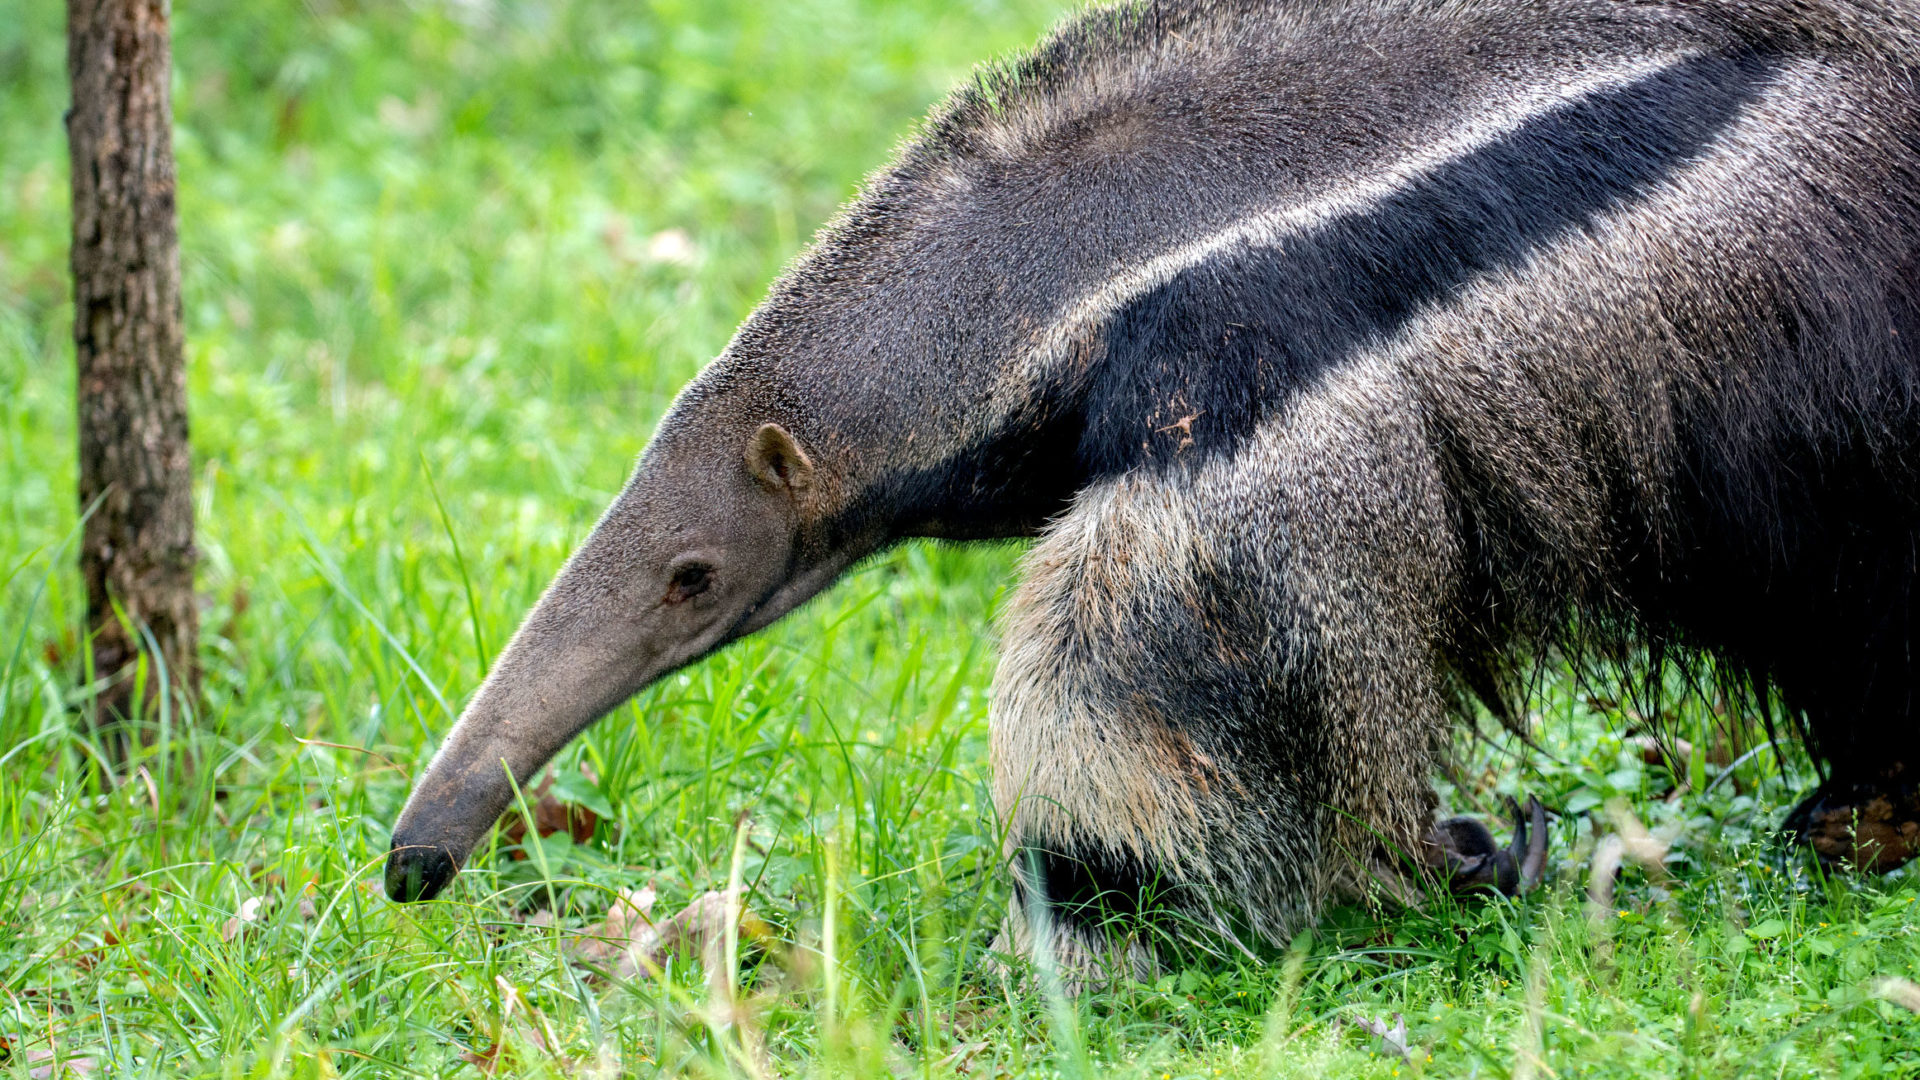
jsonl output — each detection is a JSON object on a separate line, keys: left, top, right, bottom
{"left": 664, "top": 562, "right": 712, "bottom": 605}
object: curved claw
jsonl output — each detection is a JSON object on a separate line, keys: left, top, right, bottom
{"left": 1428, "top": 795, "right": 1552, "bottom": 898}
{"left": 1785, "top": 781, "right": 1920, "bottom": 873}
{"left": 1509, "top": 795, "right": 1549, "bottom": 893}
{"left": 1427, "top": 815, "right": 1514, "bottom": 895}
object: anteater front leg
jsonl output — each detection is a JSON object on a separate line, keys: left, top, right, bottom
{"left": 990, "top": 379, "right": 1465, "bottom": 979}
{"left": 987, "top": 470, "right": 1319, "bottom": 982}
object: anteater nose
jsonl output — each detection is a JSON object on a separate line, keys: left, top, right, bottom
{"left": 384, "top": 840, "right": 458, "bottom": 903}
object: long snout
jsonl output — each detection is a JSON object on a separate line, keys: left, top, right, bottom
{"left": 384, "top": 566, "right": 655, "bottom": 902}
{"left": 385, "top": 650, "right": 642, "bottom": 901}
{"left": 384, "top": 466, "right": 848, "bottom": 902}
{"left": 385, "top": 729, "right": 526, "bottom": 902}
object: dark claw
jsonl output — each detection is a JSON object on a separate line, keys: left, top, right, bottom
{"left": 1511, "top": 795, "right": 1549, "bottom": 893}
{"left": 1785, "top": 780, "right": 1920, "bottom": 873}
{"left": 1426, "top": 814, "right": 1516, "bottom": 894}
{"left": 1426, "top": 795, "right": 1550, "bottom": 897}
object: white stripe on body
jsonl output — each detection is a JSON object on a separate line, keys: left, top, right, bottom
{"left": 984, "top": 50, "right": 1707, "bottom": 419}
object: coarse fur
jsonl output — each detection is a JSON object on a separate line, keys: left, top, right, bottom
{"left": 388, "top": 0, "right": 1920, "bottom": 977}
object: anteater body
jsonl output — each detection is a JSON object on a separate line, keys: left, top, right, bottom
{"left": 387, "top": 0, "right": 1920, "bottom": 975}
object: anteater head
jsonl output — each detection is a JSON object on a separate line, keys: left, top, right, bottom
{"left": 385, "top": 402, "right": 843, "bottom": 901}
{"left": 383, "top": 14, "right": 1138, "bottom": 904}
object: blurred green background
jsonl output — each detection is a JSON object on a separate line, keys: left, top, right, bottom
{"left": 1, "top": 1, "right": 1917, "bottom": 1076}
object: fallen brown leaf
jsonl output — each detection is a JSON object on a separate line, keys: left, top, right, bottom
{"left": 41, "top": 629, "right": 74, "bottom": 670}
{"left": 572, "top": 887, "right": 772, "bottom": 984}
{"left": 1585, "top": 801, "right": 1685, "bottom": 974}
{"left": 221, "top": 896, "right": 266, "bottom": 942}
{"left": 68, "top": 918, "right": 120, "bottom": 974}
{"left": 1628, "top": 735, "right": 1695, "bottom": 769}
{"left": 934, "top": 1039, "right": 992, "bottom": 1075}
{"left": 1341, "top": 1012, "right": 1410, "bottom": 1061}
{"left": 1589, "top": 799, "right": 1674, "bottom": 915}
{"left": 498, "top": 771, "right": 597, "bottom": 855}
{"left": 129, "top": 768, "right": 159, "bottom": 815}
{"left": 26, "top": 1050, "right": 96, "bottom": 1079}
{"left": 458, "top": 1040, "right": 505, "bottom": 1075}
{"left": 570, "top": 885, "right": 655, "bottom": 976}
{"left": 216, "top": 583, "right": 250, "bottom": 645}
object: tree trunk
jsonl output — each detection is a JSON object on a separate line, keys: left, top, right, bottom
{"left": 67, "top": 0, "right": 198, "bottom": 745}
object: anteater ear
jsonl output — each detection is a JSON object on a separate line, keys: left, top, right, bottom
{"left": 745, "top": 422, "right": 814, "bottom": 498}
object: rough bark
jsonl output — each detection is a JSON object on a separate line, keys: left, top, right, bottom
{"left": 68, "top": 0, "right": 198, "bottom": 741}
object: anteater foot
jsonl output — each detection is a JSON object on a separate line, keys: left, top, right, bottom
{"left": 1785, "top": 780, "right": 1920, "bottom": 873}
{"left": 1423, "top": 796, "right": 1548, "bottom": 896}
{"left": 989, "top": 897, "right": 1157, "bottom": 991}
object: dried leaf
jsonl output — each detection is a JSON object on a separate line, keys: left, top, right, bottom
{"left": 457, "top": 1042, "right": 502, "bottom": 1075}
{"left": 1589, "top": 800, "right": 1676, "bottom": 916}
{"left": 498, "top": 771, "right": 598, "bottom": 856}
{"left": 572, "top": 886, "right": 661, "bottom": 980}
{"left": 571, "top": 886, "right": 770, "bottom": 983}
{"left": 129, "top": 767, "right": 159, "bottom": 814}
{"left": 41, "top": 630, "right": 73, "bottom": 670}
{"left": 1628, "top": 735, "right": 1695, "bottom": 768}
{"left": 221, "top": 896, "right": 266, "bottom": 942}
{"left": 69, "top": 919, "right": 120, "bottom": 974}
{"left": 1605, "top": 800, "right": 1673, "bottom": 868}
{"left": 1342, "top": 1012, "right": 1410, "bottom": 1061}
{"left": 934, "top": 1040, "right": 992, "bottom": 1075}
{"left": 216, "top": 583, "right": 250, "bottom": 643}
{"left": 26, "top": 1050, "right": 96, "bottom": 1079}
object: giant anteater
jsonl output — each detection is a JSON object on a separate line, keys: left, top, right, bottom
{"left": 386, "top": 0, "right": 1920, "bottom": 976}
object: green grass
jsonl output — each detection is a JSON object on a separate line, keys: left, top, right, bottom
{"left": 2, "top": 1, "right": 1918, "bottom": 1075}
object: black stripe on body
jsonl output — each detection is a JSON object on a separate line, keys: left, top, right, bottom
{"left": 1073, "top": 50, "right": 1773, "bottom": 475}
{"left": 852, "top": 50, "right": 1778, "bottom": 542}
